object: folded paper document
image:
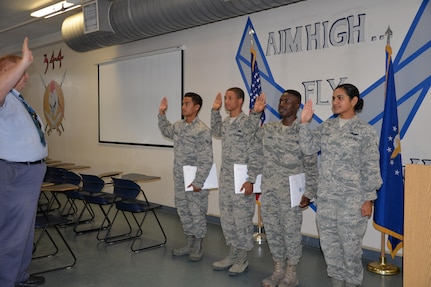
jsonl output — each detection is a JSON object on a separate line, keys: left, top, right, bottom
{"left": 289, "top": 172, "right": 305, "bottom": 207}
{"left": 183, "top": 163, "right": 218, "bottom": 191}
{"left": 233, "top": 164, "right": 262, "bottom": 194}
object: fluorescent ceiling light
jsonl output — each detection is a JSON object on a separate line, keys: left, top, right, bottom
{"left": 31, "top": 1, "right": 80, "bottom": 18}
{"left": 45, "top": 5, "right": 81, "bottom": 18}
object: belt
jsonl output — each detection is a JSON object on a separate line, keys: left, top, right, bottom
{"left": 0, "top": 158, "right": 46, "bottom": 165}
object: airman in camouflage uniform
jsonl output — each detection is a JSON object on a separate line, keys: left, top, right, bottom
{"left": 299, "top": 84, "right": 382, "bottom": 287}
{"left": 211, "top": 87, "right": 261, "bottom": 275}
{"left": 252, "top": 90, "right": 318, "bottom": 287}
{"left": 158, "top": 92, "right": 213, "bottom": 262}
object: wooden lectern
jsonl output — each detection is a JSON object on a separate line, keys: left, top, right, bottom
{"left": 404, "top": 164, "right": 431, "bottom": 286}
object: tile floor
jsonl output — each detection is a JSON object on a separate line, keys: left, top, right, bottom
{"left": 30, "top": 206, "right": 403, "bottom": 287}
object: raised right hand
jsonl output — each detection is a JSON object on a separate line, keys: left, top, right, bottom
{"left": 253, "top": 93, "right": 266, "bottom": 113}
{"left": 300, "top": 99, "right": 314, "bottom": 123}
{"left": 213, "top": 92, "right": 222, "bottom": 110}
{"left": 21, "top": 37, "right": 33, "bottom": 68}
{"left": 159, "top": 97, "right": 168, "bottom": 115}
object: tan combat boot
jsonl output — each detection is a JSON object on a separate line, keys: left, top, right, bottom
{"left": 172, "top": 235, "right": 194, "bottom": 256}
{"left": 188, "top": 237, "right": 203, "bottom": 261}
{"left": 331, "top": 278, "right": 345, "bottom": 287}
{"left": 213, "top": 246, "right": 238, "bottom": 270}
{"left": 278, "top": 264, "right": 299, "bottom": 287}
{"left": 228, "top": 249, "right": 248, "bottom": 275}
{"left": 262, "top": 259, "right": 286, "bottom": 287}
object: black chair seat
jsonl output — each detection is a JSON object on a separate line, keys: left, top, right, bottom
{"left": 84, "top": 193, "right": 117, "bottom": 205}
{"left": 116, "top": 200, "right": 161, "bottom": 213}
{"left": 35, "top": 214, "right": 71, "bottom": 228}
{"left": 63, "top": 190, "right": 88, "bottom": 200}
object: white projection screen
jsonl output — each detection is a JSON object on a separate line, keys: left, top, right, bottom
{"left": 98, "top": 48, "right": 183, "bottom": 147}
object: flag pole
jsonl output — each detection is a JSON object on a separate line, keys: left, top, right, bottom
{"left": 249, "top": 26, "right": 266, "bottom": 244}
{"left": 367, "top": 232, "right": 400, "bottom": 275}
{"left": 367, "top": 26, "right": 400, "bottom": 276}
{"left": 253, "top": 199, "right": 266, "bottom": 244}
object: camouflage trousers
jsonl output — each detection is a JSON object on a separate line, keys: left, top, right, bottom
{"left": 174, "top": 181, "right": 209, "bottom": 239}
{"left": 316, "top": 196, "right": 368, "bottom": 285}
{"left": 261, "top": 190, "right": 303, "bottom": 264}
{"left": 219, "top": 186, "right": 255, "bottom": 251}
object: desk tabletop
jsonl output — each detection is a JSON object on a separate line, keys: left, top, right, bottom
{"left": 46, "top": 162, "right": 64, "bottom": 167}
{"left": 42, "top": 183, "right": 79, "bottom": 192}
{"left": 65, "top": 165, "right": 90, "bottom": 170}
{"left": 98, "top": 171, "right": 123, "bottom": 178}
{"left": 42, "top": 182, "right": 55, "bottom": 188}
{"left": 121, "top": 173, "right": 161, "bottom": 183}
{"left": 53, "top": 163, "right": 75, "bottom": 168}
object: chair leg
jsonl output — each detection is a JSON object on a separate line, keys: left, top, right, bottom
{"left": 74, "top": 204, "right": 111, "bottom": 235}
{"left": 61, "top": 197, "right": 78, "bottom": 217}
{"left": 38, "top": 193, "right": 49, "bottom": 209}
{"left": 32, "top": 225, "right": 77, "bottom": 274}
{"left": 102, "top": 210, "right": 134, "bottom": 244}
{"left": 33, "top": 226, "right": 59, "bottom": 257}
{"left": 96, "top": 203, "right": 116, "bottom": 241}
{"left": 99, "top": 203, "right": 167, "bottom": 252}
{"left": 41, "top": 192, "right": 62, "bottom": 212}
{"left": 130, "top": 210, "right": 167, "bottom": 253}
{"left": 63, "top": 198, "right": 95, "bottom": 225}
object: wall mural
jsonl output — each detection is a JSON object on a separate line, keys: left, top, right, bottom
{"left": 41, "top": 49, "right": 66, "bottom": 135}
{"left": 236, "top": 0, "right": 430, "bottom": 255}
{"left": 236, "top": 0, "right": 431, "bottom": 138}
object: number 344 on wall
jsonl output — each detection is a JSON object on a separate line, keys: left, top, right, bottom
{"left": 43, "top": 50, "right": 64, "bottom": 74}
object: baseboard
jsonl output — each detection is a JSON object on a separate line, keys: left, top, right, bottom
{"left": 159, "top": 205, "right": 403, "bottom": 268}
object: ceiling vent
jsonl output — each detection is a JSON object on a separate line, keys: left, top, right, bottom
{"left": 62, "top": 0, "right": 304, "bottom": 52}
{"left": 82, "top": 0, "right": 113, "bottom": 35}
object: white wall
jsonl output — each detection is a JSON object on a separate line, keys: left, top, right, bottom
{"left": 18, "top": 0, "right": 430, "bottom": 255}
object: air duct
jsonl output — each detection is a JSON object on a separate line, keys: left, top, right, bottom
{"left": 62, "top": 0, "right": 303, "bottom": 52}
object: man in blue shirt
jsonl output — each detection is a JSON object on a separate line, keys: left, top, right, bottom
{"left": 0, "top": 38, "right": 48, "bottom": 287}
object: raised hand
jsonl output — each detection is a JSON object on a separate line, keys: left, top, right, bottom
{"left": 213, "top": 92, "right": 222, "bottom": 110}
{"left": 253, "top": 93, "right": 266, "bottom": 113}
{"left": 301, "top": 99, "right": 314, "bottom": 123}
{"left": 159, "top": 97, "right": 168, "bottom": 115}
{"left": 0, "top": 38, "right": 33, "bottom": 105}
{"left": 21, "top": 37, "right": 33, "bottom": 68}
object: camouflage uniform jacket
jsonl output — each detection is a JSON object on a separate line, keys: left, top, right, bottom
{"left": 299, "top": 116, "right": 382, "bottom": 202}
{"left": 158, "top": 114, "right": 213, "bottom": 189}
{"left": 211, "top": 110, "right": 260, "bottom": 184}
{"left": 254, "top": 115, "right": 318, "bottom": 201}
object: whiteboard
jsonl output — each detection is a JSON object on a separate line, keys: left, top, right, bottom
{"left": 98, "top": 49, "right": 183, "bottom": 147}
